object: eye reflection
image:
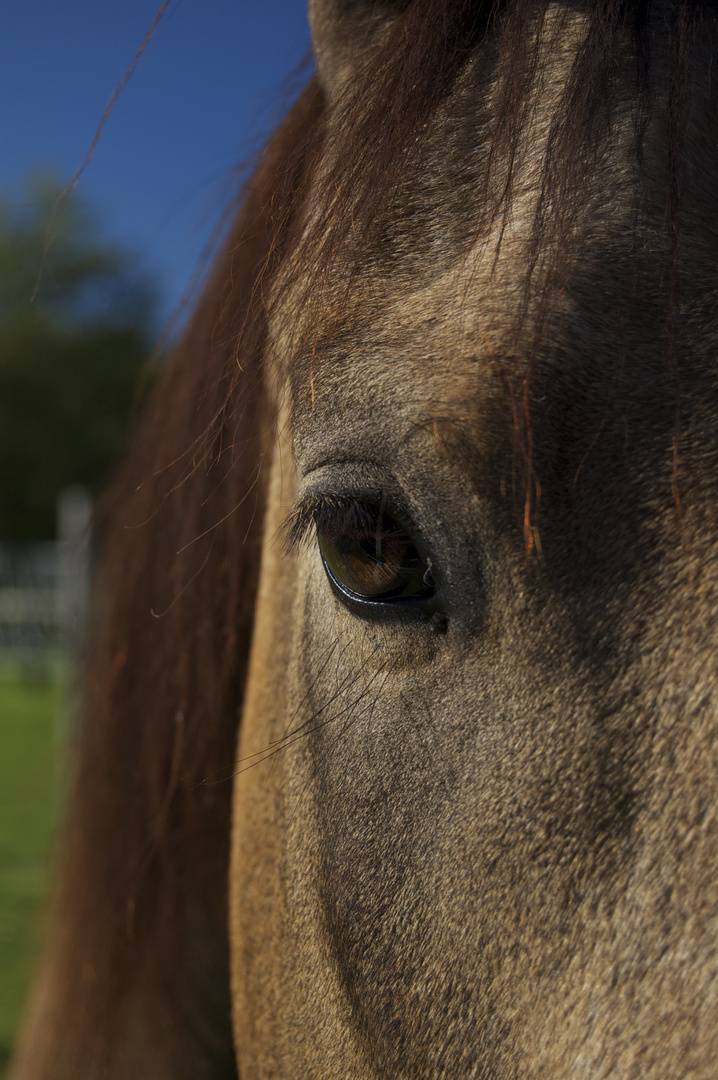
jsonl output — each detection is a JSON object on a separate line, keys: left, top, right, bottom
{"left": 316, "top": 502, "right": 435, "bottom": 603}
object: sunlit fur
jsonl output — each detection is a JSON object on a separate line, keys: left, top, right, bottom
{"left": 11, "top": 1, "right": 718, "bottom": 1077}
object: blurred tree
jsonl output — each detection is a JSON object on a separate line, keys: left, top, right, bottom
{"left": 0, "top": 174, "right": 157, "bottom": 541}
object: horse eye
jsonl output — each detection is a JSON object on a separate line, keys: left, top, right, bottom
{"left": 316, "top": 502, "right": 435, "bottom": 606}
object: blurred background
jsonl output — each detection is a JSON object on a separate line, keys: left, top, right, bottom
{"left": 0, "top": 1, "right": 310, "bottom": 1072}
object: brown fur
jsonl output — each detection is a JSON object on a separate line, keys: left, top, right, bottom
{"left": 11, "top": 2, "right": 718, "bottom": 1077}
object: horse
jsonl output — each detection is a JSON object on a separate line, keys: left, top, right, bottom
{"left": 9, "top": 0, "right": 718, "bottom": 1076}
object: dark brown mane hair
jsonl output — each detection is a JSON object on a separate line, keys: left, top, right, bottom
{"left": 40, "top": 0, "right": 713, "bottom": 1071}
{"left": 42, "top": 80, "right": 322, "bottom": 1075}
{"left": 286, "top": 0, "right": 705, "bottom": 284}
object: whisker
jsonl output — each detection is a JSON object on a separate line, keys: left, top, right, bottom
{"left": 286, "top": 660, "right": 396, "bottom": 825}
{"left": 232, "top": 659, "right": 390, "bottom": 776}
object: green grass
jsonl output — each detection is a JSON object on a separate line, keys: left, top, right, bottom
{"left": 0, "top": 672, "right": 60, "bottom": 1078}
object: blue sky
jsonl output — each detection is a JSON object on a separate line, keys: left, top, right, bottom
{"left": 1, "top": 0, "right": 312, "bottom": 329}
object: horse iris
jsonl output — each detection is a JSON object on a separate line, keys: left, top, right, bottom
{"left": 316, "top": 503, "right": 434, "bottom": 604}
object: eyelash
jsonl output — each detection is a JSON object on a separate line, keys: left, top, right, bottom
{"left": 282, "top": 494, "right": 376, "bottom": 554}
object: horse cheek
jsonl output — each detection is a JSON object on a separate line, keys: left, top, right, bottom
{"left": 231, "top": 435, "right": 372, "bottom": 1077}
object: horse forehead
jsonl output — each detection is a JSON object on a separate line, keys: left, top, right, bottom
{"left": 290, "top": 254, "right": 509, "bottom": 470}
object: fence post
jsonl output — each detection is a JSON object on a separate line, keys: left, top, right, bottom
{"left": 56, "top": 485, "right": 92, "bottom": 652}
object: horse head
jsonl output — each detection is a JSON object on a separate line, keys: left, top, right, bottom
{"left": 11, "top": 2, "right": 718, "bottom": 1078}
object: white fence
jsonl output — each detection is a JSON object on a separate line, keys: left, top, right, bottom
{"left": 0, "top": 488, "right": 91, "bottom": 670}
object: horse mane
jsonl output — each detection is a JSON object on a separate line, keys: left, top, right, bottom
{"left": 18, "top": 81, "right": 323, "bottom": 1077}
{"left": 17, "top": 0, "right": 713, "bottom": 1074}
{"left": 289, "top": 0, "right": 698, "bottom": 284}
